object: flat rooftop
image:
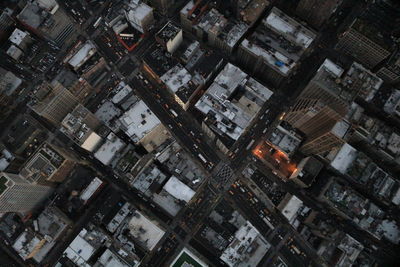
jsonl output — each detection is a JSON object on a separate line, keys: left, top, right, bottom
{"left": 17, "top": 3, "right": 43, "bottom": 28}
{"left": 343, "top": 62, "right": 383, "bottom": 102}
{"left": 128, "top": 210, "right": 165, "bottom": 251}
{"left": 197, "top": 8, "right": 248, "bottom": 49}
{"left": 94, "top": 132, "right": 125, "bottom": 165}
{"left": 156, "top": 21, "right": 181, "bottom": 43}
{"left": 119, "top": 100, "right": 161, "bottom": 143}
{"left": 220, "top": 221, "right": 271, "bottom": 267}
{"left": 68, "top": 41, "right": 97, "bottom": 69}
{"left": 239, "top": 0, "right": 269, "bottom": 25}
{"left": 195, "top": 63, "right": 272, "bottom": 141}
{"left": 269, "top": 124, "right": 302, "bottom": 156}
{"left": 143, "top": 43, "right": 178, "bottom": 77}
{"left": 330, "top": 143, "right": 358, "bottom": 174}
{"left": 163, "top": 176, "right": 195, "bottom": 203}
{"left": 241, "top": 7, "right": 316, "bottom": 75}
{"left": 161, "top": 64, "right": 192, "bottom": 93}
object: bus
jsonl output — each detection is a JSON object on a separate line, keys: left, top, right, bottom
{"left": 170, "top": 109, "right": 178, "bottom": 117}
{"left": 93, "top": 17, "right": 102, "bottom": 28}
{"left": 198, "top": 153, "right": 207, "bottom": 163}
{"left": 246, "top": 139, "right": 255, "bottom": 150}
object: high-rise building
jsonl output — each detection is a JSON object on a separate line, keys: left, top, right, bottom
{"left": 0, "top": 8, "right": 14, "bottom": 39}
{"left": 284, "top": 60, "right": 349, "bottom": 134}
{"left": 148, "top": 0, "right": 175, "bottom": 15}
{"left": 0, "top": 172, "right": 52, "bottom": 213}
{"left": 29, "top": 81, "right": 78, "bottom": 126}
{"left": 300, "top": 119, "right": 350, "bottom": 155}
{"left": 296, "top": 0, "right": 342, "bottom": 28}
{"left": 376, "top": 48, "right": 400, "bottom": 84}
{"left": 284, "top": 60, "right": 359, "bottom": 155}
{"left": 125, "top": 1, "right": 154, "bottom": 33}
{"left": 336, "top": 18, "right": 393, "bottom": 68}
{"left": 17, "top": 1, "right": 76, "bottom": 48}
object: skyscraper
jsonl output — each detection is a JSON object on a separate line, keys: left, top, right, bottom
{"left": 284, "top": 60, "right": 349, "bottom": 135}
{"left": 296, "top": 0, "right": 342, "bottom": 28}
{"left": 336, "top": 18, "right": 393, "bottom": 68}
{"left": 0, "top": 172, "right": 52, "bottom": 213}
{"left": 29, "top": 81, "right": 78, "bottom": 126}
{"left": 149, "top": 0, "right": 175, "bottom": 15}
{"left": 284, "top": 60, "right": 356, "bottom": 155}
{"left": 376, "top": 48, "right": 400, "bottom": 84}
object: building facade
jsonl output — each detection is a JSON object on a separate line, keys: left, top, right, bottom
{"left": 336, "top": 19, "right": 392, "bottom": 68}
{"left": 0, "top": 172, "right": 52, "bottom": 213}
{"left": 29, "top": 81, "right": 78, "bottom": 126}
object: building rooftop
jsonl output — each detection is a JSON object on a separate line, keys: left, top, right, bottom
{"left": 170, "top": 248, "right": 208, "bottom": 267}
{"left": 186, "top": 49, "right": 224, "bottom": 82}
{"left": 330, "top": 143, "right": 358, "bottom": 174}
{"left": 17, "top": 3, "right": 44, "bottom": 29}
{"left": 112, "top": 82, "right": 133, "bottom": 105}
{"left": 126, "top": 1, "right": 153, "bottom": 33}
{"left": 197, "top": 8, "right": 248, "bottom": 49}
{"left": 161, "top": 64, "right": 192, "bottom": 93}
{"left": 342, "top": 62, "right": 383, "bottom": 102}
{"left": 60, "top": 104, "right": 102, "bottom": 151}
{"left": 8, "top": 28, "right": 29, "bottom": 46}
{"left": 0, "top": 145, "right": 13, "bottom": 172}
{"left": 143, "top": 43, "right": 178, "bottom": 77}
{"left": 132, "top": 165, "right": 167, "bottom": 194}
{"left": 268, "top": 123, "right": 302, "bottom": 156}
{"left": 331, "top": 119, "right": 350, "bottom": 138}
{"left": 347, "top": 103, "right": 400, "bottom": 159}
{"left": 155, "top": 141, "right": 205, "bottom": 187}
{"left": 95, "top": 101, "right": 122, "bottom": 128}
{"left": 94, "top": 132, "right": 125, "bottom": 166}
{"left": 163, "top": 176, "right": 195, "bottom": 203}
{"left": 195, "top": 63, "right": 273, "bottom": 141}
{"left": 0, "top": 68, "right": 22, "bottom": 96}
{"left": 20, "top": 143, "right": 67, "bottom": 183}
{"left": 128, "top": 210, "right": 165, "bottom": 251}
{"left": 11, "top": 207, "right": 68, "bottom": 262}
{"left": 64, "top": 227, "right": 110, "bottom": 266}
{"left": 118, "top": 100, "right": 161, "bottom": 143}
{"left": 383, "top": 89, "right": 400, "bottom": 117}
{"left": 220, "top": 221, "right": 271, "bottom": 267}
{"left": 156, "top": 21, "right": 181, "bottom": 44}
{"left": 12, "top": 230, "right": 42, "bottom": 261}
{"left": 279, "top": 194, "right": 304, "bottom": 224}
{"left": 266, "top": 8, "right": 315, "bottom": 48}
{"left": 313, "top": 59, "right": 364, "bottom": 103}
{"left": 96, "top": 249, "right": 131, "bottom": 267}
{"left": 322, "top": 178, "right": 395, "bottom": 240}
{"left": 238, "top": 0, "right": 270, "bottom": 25}
{"left": 68, "top": 41, "right": 97, "bottom": 70}
{"left": 175, "top": 77, "right": 202, "bottom": 104}
{"left": 80, "top": 177, "right": 104, "bottom": 203}
{"left": 241, "top": 7, "right": 316, "bottom": 76}
{"left": 290, "top": 157, "right": 323, "bottom": 187}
